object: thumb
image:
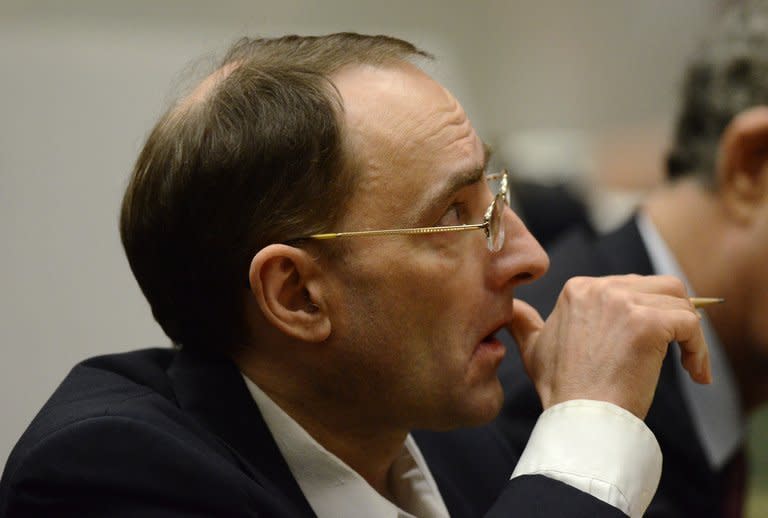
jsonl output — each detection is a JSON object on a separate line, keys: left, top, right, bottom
{"left": 507, "top": 299, "right": 544, "bottom": 353}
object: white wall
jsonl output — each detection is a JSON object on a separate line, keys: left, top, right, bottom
{"left": 0, "top": 0, "right": 716, "bottom": 467}
{"left": 479, "top": 0, "right": 717, "bottom": 138}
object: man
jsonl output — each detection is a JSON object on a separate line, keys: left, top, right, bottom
{"left": 499, "top": 4, "right": 768, "bottom": 517}
{"left": 0, "top": 34, "right": 709, "bottom": 517}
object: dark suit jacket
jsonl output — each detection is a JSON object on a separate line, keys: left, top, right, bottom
{"left": 0, "top": 346, "right": 625, "bottom": 517}
{"left": 497, "top": 217, "right": 730, "bottom": 517}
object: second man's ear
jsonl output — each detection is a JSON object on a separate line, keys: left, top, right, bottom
{"left": 248, "top": 244, "right": 331, "bottom": 343}
{"left": 718, "top": 106, "right": 768, "bottom": 222}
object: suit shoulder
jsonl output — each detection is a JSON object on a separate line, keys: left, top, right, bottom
{"left": 29, "top": 348, "right": 177, "bottom": 432}
{"left": 0, "top": 413, "right": 255, "bottom": 516}
{"left": 0, "top": 349, "right": 260, "bottom": 516}
{"left": 3, "top": 349, "right": 182, "bottom": 480}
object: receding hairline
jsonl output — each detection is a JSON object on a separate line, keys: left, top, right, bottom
{"left": 175, "top": 60, "right": 242, "bottom": 113}
{"left": 171, "top": 42, "right": 431, "bottom": 123}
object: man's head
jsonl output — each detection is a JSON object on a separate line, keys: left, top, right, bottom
{"left": 121, "top": 33, "right": 548, "bottom": 430}
{"left": 121, "top": 33, "right": 429, "bottom": 351}
{"left": 651, "top": 4, "right": 768, "bottom": 409}
{"left": 667, "top": 2, "right": 768, "bottom": 186}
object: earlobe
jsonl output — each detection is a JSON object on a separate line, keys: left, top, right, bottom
{"left": 248, "top": 245, "right": 331, "bottom": 342}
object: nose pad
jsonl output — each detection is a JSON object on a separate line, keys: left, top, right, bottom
{"left": 491, "top": 207, "right": 549, "bottom": 288}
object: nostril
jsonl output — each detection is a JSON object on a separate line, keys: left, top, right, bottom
{"left": 514, "top": 272, "right": 533, "bottom": 282}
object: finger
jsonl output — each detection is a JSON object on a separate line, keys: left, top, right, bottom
{"left": 507, "top": 299, "right": 544, "bottom": 353}
{"left": 679, "top": 328, "right": 712, "bottom": 385}
{"left": 629, "top": 292, "right": 701, "bottom": 313}
{"left": 661, "top": 308, "right": 712, "bottom": 384}
{"left": 601, "top": 274, "right": 690, "bottom": 298}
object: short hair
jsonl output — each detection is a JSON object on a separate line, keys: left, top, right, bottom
{"left": 120, "top": 33, "right": 430, "bottom": 352}
{"left": 667, "top": 2, "right": 768, "bottom": 185}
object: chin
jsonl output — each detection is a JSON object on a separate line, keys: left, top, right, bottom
{"left": 435, "top": 382, "right": 504, "bottom": 430}
{"left": 467, "top": 389, "right": 505, "bottom": 425}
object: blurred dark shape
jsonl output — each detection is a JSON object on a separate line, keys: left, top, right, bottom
{"left": 511, "top": 178, "right": 593, "bottom": 248}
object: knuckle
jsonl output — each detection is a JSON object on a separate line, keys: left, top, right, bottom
{"left": 562, "top": 276, "right": 589, "bottom": 301}
{"left": 660, "top": 275, "right": 686, "bottom": 296}
{"left": 604, "top": 285, "right": 631, "bottom": 310}
{"left": 626, "top": 303, "right": 648, "bottom": 325}
{"left": 683, "top": 311, "right": 700, "bottom": 328}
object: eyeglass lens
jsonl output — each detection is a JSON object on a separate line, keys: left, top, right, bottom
{"left": 488, "top": 194, "right": 505, "bottom": 252}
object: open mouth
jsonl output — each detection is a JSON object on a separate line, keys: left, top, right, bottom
{"left": 481, "top": 323, "right": 505, "bottom": 344}
{"left": 481, "top": 333, "right": 496, "bottom": 344}
{"left": 472, "top": 327, "right": 506, "bottom": 366}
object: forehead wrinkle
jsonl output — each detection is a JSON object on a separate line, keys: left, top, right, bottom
{"left": 337, "top": 62, "right": 487, "bottom": 227}
{"left": 379, "top": 114, "right": 478, "bottom": 199}
{"left": 387, "top": 104, "right": 488, "bottom": 226}
{"left": 336, "top": 62, "right": 468, "bottom": 166}
{"left": 398, "top": 93, "right": 469, "bottom": 154}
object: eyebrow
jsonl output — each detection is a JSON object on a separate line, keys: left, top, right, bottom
{"left": 412, "top": 143, "right": 493, "bottom": 223}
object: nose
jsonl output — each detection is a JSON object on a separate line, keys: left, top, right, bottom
{"left": 490, "top": 206, "right": 549, "bottom": 289}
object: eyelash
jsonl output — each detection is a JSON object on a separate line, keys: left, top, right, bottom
{"left": 438, "top": 202, "right": 466, "bottom": 226}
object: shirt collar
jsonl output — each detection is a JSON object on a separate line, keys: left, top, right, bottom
{"left": 241, "top": 374, "right": 449, "bottom": 518}
{"left": 636, "top": 211, "right": 745, "bottom": 469}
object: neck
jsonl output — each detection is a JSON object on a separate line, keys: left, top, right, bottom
{"left": 644, "top": 179, "right": 768, "bottom": 413}
{"left": 237, "top": 355, "right": 408, "bottom": 498}
{"left": 643, "top": 180, "right": 726, "bottom": 297}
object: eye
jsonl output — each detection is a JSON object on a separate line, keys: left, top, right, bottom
{"left": 437, "top": 203, "right": 464, "bottom": 226}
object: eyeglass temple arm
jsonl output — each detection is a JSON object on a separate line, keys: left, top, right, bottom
{"left": 309, "top": 223, "right": 487, "bottom": 240}
{"left": 308, "top": 171, "right": 506, "bottom": 241}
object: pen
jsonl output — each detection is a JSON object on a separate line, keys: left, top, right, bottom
{"left": 689, "top": 297, "right": 725, "bottom": 308}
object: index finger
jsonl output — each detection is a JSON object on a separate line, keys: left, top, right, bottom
{"left": 601, "top": 274, "right": 690, "bottom": 299}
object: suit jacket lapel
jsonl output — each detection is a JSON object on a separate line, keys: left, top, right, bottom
{"left": 593, "top": 216, "right": 655, "bottom": 275}
{"left": 167, "top": 347, "right": 315, "bottom": 516}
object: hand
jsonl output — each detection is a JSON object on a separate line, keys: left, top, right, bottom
{"left": 508, "top": 274, "right": 711, "bottom": 419}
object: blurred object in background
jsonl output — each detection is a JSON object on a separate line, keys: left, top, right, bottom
{"left": 497, "top": 129, "right": 594, "bottom": 247}
{"left": 588, "top": 122, "right": 669, "bottom": 233}
{"left": 497, "top": 122, "right": 670, "bottom": 239}
{"left": 512, "top": 180, "right": 593, "bottom": 249}
{"left": 591, "top": 122, "right": 667, "bottom": 191}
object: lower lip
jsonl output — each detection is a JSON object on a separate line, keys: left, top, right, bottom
{"left": 474, "top": 336, "right": 506, "bottom": 362}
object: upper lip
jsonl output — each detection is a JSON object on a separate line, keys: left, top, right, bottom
{"left": 480, "top": 320, "right": 506, "bottom": 343}
{"left": 479, "top": 299, "right": 516, "bottom": 344}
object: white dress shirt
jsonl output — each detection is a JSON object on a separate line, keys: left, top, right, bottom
{"left": 243, "top": 375, "right": 450, "bottom": 518}
{"left": 243, "top": 373, "right": 661, "bottom": 517}
{"left": 636, "top": 211, "right": 744, "bottom": 469}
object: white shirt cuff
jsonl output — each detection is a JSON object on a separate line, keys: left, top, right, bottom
{"left": 511, "top": 399, "right": 662, "bottom": 518}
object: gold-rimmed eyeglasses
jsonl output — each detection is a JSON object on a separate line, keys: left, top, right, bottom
{"left": 301, "top": 170, "right": 509, "bottom": 252}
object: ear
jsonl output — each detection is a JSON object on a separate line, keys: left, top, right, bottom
{"left": 717, "top": 106, "right": 768, "bottom": 223}
{"left": 248, "top": 244, "right": 331, "bottom": 343}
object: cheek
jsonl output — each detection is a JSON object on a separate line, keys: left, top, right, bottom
{"left": 394, "top": 256, "right": 486, "bottom": 340}
{"left": 334, "top": 240, "right": 485, "bottom": 353}
{"left": 354, "top": 238, "right": 479, "bottom": 299}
